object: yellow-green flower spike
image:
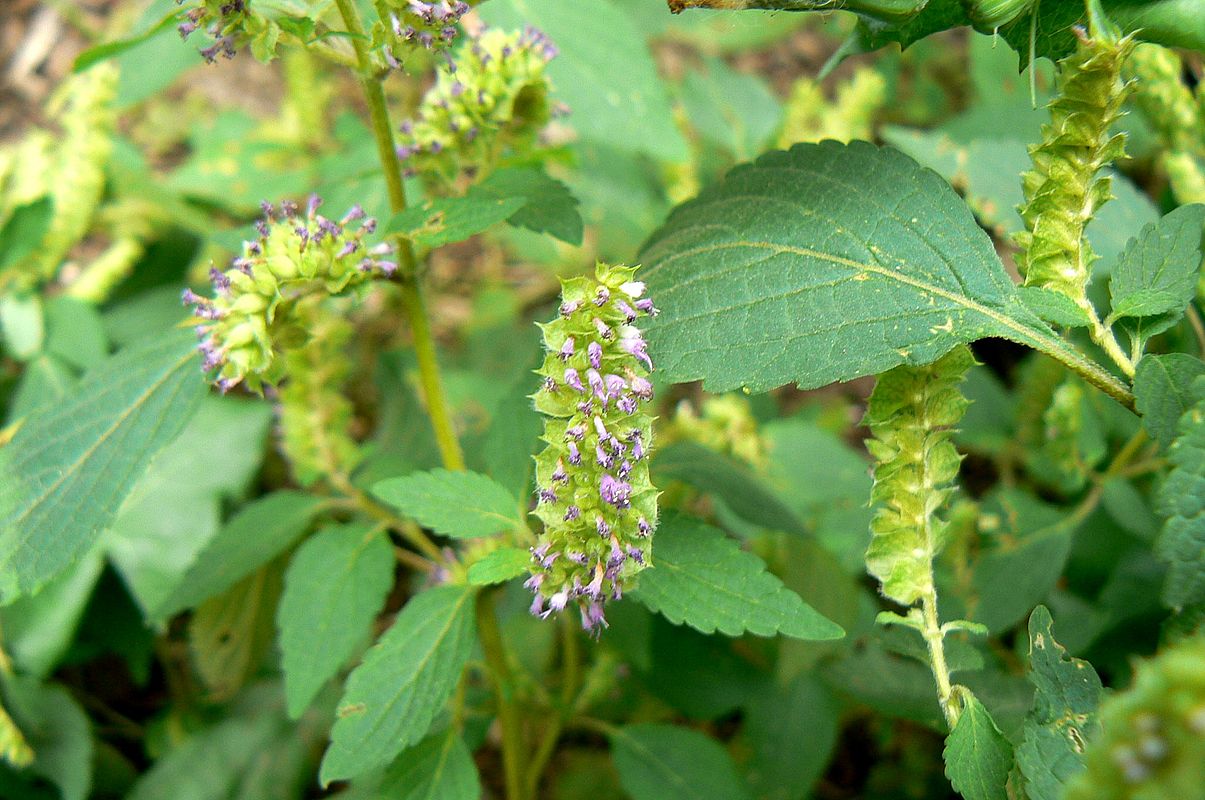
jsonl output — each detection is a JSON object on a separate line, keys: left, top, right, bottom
{"left": 865, "top": 346, "right": 973, "bottom": 606}
{"left": 527, "top": 264, "right": 659, "bottom": 634}
{"left": 396, "top": 27, "right": 558, "bottom": 191}
{"left": 378, "top": 0, "right": 472, "bottom": 67}
{"left": 1014, "top": 28, "right": 1135, "bottom": 305}
{"left": 185, "top": 196, "right": 392, "bottom": 393}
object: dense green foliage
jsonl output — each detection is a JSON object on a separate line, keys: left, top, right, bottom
{"left": 1, "top": 0, "right": 1203, "bottom": 798}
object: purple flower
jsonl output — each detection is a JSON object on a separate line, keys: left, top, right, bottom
{"left": 616, "top": 300, "right": 637, "bottom": 322}
{"left": 604, "top": 374, "right": 626, "bottom": 399}
{"left": 594, "top": 286, "right": 610, "bottom": 306}
{"left": 588, "top": 341, "right": 603, "bottom": 370}
{"left": 580, "top": 601, "right": 608, "bottom": 633}
{"left": 600, "top": 474, "right": 632, "bottom": 509}
{"left": 596, "top": 515, "right": 611, "bottom": 537}
{"left": 564, "top": 368, "right": 584, "bottom": 392}
{"left": 595, "top": 444, "right": 613, "bottom": 469}
{"left": 563, "top": 504, "right": 581, "bottom": 521}
{"left": 609, "top": 539, "right": 625, "bottom": 567}
{"left": 620, "top": 280, "right": 645, "bottom": 298}
{"left": 566, "top": 424, "right": 586, "bottom": 441}
{"left": 551, "top": 460, "right": 568, "bottom": 483}
{"left": 628, "top": 547, "right": 645, "bottom": 565}
{"left": 629, "top": 373, "right": 653, "bottom": 400}
{"left": 566, "top": 442, "right": 581, "bottom": 465}
{"left": 638, "top": 516, "right": 652, "bottom": 537}
{"left": 538, "top": 487, "right": 557, "bottom": 504}
{"left": 586, "top": 369, "right": 606, "bottom": 403}
{"left": 617, "top": 395, "right": 637, "bottom": 414}
{"left": 524, "top": 573, "right": 544, "bottom": 591}
{"left": 558, "top": 336, "right": 575, "bottom": 361}
{"left": 543, "top": 376, "right": 558, "bottom": 393}
{"left": 530, "top": 594, "right": 545, "bottom": 616}
{"left": 619, "top": 334, "right": 652, "bottom": 370}
{"left": 585, "top": 569, "right": 604, "bottom": 598}
{"left": 592, "top": 416, "right": 609, "bottom": 440}
{"left": 593, "top": 317, "right": 613, "bottom": 340}
{"left": 635, "top": 298, "right": 659, "bottom": 316}
{"left": 560, "top": 299, "right": 582, "bottom": 317}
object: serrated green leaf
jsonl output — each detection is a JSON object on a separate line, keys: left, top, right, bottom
{"left": 611, "top": 723, "right": 752, "bottom": 800}
{"left": 476, "top": 167, "right": 584, "bottom": 245}
{"left": 944, "top": 692, "right": 1012, "bottom": 800}
{"left": 652, "top": 442, "right": 808, "bottom": 536}
{"left": 154, "top": 491, "right": 325, "bottom": 619}
{"left": 355, "top": 730, "right": 482, "bottom": 800}
{"left": 478, "top": 0, "right": 687, "bottom": 162}
{"left": 1155, "top": 375, "right": 1205, "bottom": 610}
{"left": 639, "top": 141, "right": 1113, "bottom": 399}
{"left": 467, "top": 547, "right": 530, "bottom": 586}
{"left": 1108, "top": 204, "right": 1205, "bottom": 321}
{"left": 629, "top": 515, "right": 843, "bottom": 640}
{"left": 278, "top": 524, "right": 394, "bottom": 718}
{"left": 372, "top": 469, "right": 521, "bottom": 539}
{"left": 320, "top": 586, "right": 478, "bottom": 784}
{"left": 385, "top": 195, "right": 527, "bottom": 250}
{"left": 0, "top": 333, "right": 205, "bottom": 603}
{"left": 1016, "top": 606, "right": 1102, "bottom": 800}
{"left": 1135, "top": 353, "right": 1205, "bottom": 450}
{"left": 0, "top": 198, "right": 54, "bottom": 272}
{"left": 189, "top": 561, "right": 284, "bottom": 702}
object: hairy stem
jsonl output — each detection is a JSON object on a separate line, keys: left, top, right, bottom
{"left": 334, "top": 0, "right": 465, "bottom": 472}
{"left": 477, "top": 590, "right": 527, "bottom": 800}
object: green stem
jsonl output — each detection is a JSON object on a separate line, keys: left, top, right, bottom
{"left": 1026, "top": 329, "right": 1135, "bottom": 410}
{"left": 476, "top": 590, "right": 527, "bottom": 800}
{"left": 333, "top": 0, "right": 465, "bottom": 472}
{"left": 921, "top": 589, "right": 959, "bottom": 729}
{"left": 524, "top": 616, "right": 582, "bottom": 796}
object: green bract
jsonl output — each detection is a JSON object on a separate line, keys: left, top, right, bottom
{"left": 396, "top": 27, "right": 557, "bottom": 192}
{"left": 185, "top": 197, "right": 392, "bottom": 392}
{"left": 527, "top": 264, "right": 659, "bottom": 633}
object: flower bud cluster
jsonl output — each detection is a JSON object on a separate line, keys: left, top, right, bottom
{"left": 396, "top": 27, "right": 558, "bottom": 190}
{"left": 380, "top": 0, "right": 471, "bottom": 64}
{"left": 527, "top": 264, "right": 659, "bottom": 634}
{"left": 183, "top": 196, "right": 393, "bottom": 392}
{"left": 177, "top": 0, "right": 252, "bottom": 63}
{"left": 1065, "top": 636, "right": 1205, "bottom": 800}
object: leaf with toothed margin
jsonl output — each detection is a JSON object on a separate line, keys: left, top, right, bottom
{"left": 0, "top": 333, "right": 205, "bottom": 604}
{"left": 629, "top": 514, "right": 843, "bottom": 640}
{"left": 638, "top": 141, "right": 1089, "bottom": 396}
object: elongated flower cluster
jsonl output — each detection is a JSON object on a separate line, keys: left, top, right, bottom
{"left": 184, "top": 196, "right": 393, "bottom": 392}
{"left": 865, "top": 346, "right": 972, "bottom": 606}
{"left": 396, "top": 27, "right": 557, "bottom": 190}
{"left": 1065, "top": 636, "right": 1205, "bottom": 800}
{"left": 1014, "top": 28, "right": 1135, "bottom": 305}
{"left": 278, "top": 300, "right": 362, "bottom": 486}
{"left": 527, "top": 264, "right": 659, "bottom": 634}
{"left": 380, "top": 0, "right": 471, "bottom": 63}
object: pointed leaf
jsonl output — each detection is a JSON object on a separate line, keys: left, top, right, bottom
{"left": 189, "top": 562, "right": 284, "bottom": 702}
{"left": 1016, "top": 606, "right": 1102, "bottom": 800}
{"left": 639, "top": 141, "right": 1095, "bottom": 396}
{"left": 476, "top": 167, "right": 583, "bottom": 245}
{"left": 629, "top": 515, "right": 843, "bottom": 640}
{"left": 0, "top": 198, "right": 54, "bottom": 272}
{"left": 154, "top": 491, "right": 325, "bottom": 619}
{"left": 1108, "top": 204, "right": 1205, "bottom": 321}
{"left": 278, "top": 524, "right": 395, "bottom": 717}
{"left": 1134, "top": 353, "right": 1205, "bottom": 450}
{"left": 320, "top": 585, "right": 478, "bottom": 784}
{"left": 372, "top": 469, "right": 521, "bottom": 539}
{"left": 611, "top": 723, "right": 752, "bottom": 800}
{"left": 385, "top": 195, "right": 527, "bottom": 249}
{"left": 0, "top": 333, "right": 205, "bottom": 602}
{"left": 944, "top": 692, "right": 1012, "bottom": 800}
